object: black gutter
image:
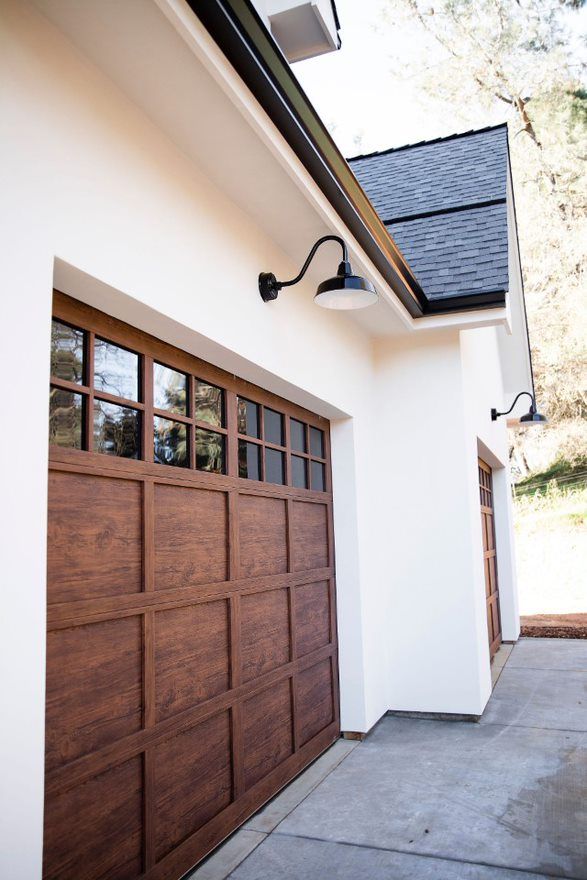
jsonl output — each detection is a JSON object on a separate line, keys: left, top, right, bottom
{"left": 426, "top": 288, "right": 507, "bottom": 313}
{"left": 188, "top": 0, "right": 505, "bottom": 317}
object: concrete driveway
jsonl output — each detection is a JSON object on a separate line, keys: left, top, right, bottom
{"left": 189, "top": 639, "right": 587, "bottom": 880}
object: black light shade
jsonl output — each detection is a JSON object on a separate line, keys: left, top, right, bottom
{"left": 491, "top": 391, "right": 547, "bottom": 426}
{"left": 314, "top": 261, "right": 378, "bottom": 310}
{"left": 259, "top": 235, "right": 378, "bottom": 310}
{"left": 520, "top": 407, "right": 548, "bottom": 425}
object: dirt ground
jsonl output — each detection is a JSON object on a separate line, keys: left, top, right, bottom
{"left": 521, "top": 613, "right": 587, "bottom": 639}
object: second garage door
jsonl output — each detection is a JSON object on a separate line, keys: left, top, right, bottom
{"left": 44, "top": 292, "right": 339, "bottom": 879}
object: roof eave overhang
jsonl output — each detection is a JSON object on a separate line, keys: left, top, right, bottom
{"left": 188, "top": 0, "right": 495, "bottom": 319}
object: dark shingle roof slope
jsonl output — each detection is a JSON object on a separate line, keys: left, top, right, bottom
{"left": 348, "top": 125, "right": 509, "bottom": 302}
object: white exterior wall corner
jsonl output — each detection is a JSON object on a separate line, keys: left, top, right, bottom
{"left": 373, "top": 332, "right": 492, "bottom": 716}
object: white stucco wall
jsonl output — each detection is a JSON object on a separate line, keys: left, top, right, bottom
{"left": 0, "top": 3, "right": 519, "bottom": 877}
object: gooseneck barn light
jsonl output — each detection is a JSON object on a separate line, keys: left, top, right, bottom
{"left": 491, "top": 391, "right": 547, "bottom": 426}
{"left": 259, "top": 235, "right": 378, "bottom": 310}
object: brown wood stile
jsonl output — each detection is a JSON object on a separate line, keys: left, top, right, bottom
{"left": 478, "top": 458, "right": 502, "bottom": 659}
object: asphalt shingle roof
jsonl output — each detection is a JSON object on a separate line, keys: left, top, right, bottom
{"left": 348, "top": 125, "right": 509, "bottom": 301}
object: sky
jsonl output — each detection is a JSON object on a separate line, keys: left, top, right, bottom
{"left": 293, "top": 0, "right": 587, "bottom": 159}
{"left": 293, "top": 0, "right": 477, "bottom": 157}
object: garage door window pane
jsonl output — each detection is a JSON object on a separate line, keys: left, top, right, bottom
{"left": 195, "top": 380, "right": 224, "bottom": 427}
{"left": 291, "top": 455, "right": 307, "bottom": 489}
{"left": 309, "top": 426, "right": 324, "bottom": 458}
{"left": 237, "top": 398, "right": 259, "bottom": 438}
{"left": 154, "top": 417, "right": 188, "bottom": 467}
{"left": 49, "top": 387, "right": 83, "bottom": 448}
{"left": 196, "top": 428, "right": 225, "bottom": 474}
{"left": 51, "top": 320, "right": 84, "bottom": 384}
{"left": 264, "top": 408, "right": 284, "bottom": 446}
{"left": 265, "top": 448, "right": 285, "bottom": 485}
{"left": 94, "top": 400, "right": 140, "bottom": 458}
{"left": 311, "top": 460, "right": 325, "bottom": 492}
{"left": 290, "top": 418, "right": 306, "bottom": 453}
{"left": 238, "top": 440, "right": 261, "bottom": 481}
{"left": 94, "top": 338, "right": 139, "bottom": 402}
{"left": 154, "top": 363, "right": 187, "bottom": 415}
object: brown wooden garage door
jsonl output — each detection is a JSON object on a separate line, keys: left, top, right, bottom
{"left": 478, "top": 458, "right": 502, "bottom": 659}
{"left": 44, "top": 292, "right": 339, "bottom": 880}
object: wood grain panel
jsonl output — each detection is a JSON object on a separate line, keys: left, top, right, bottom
{"left": 242, "top": 679, "right": 294, "bottom": 790}
{"left": 154, "top": 600, "right": 230, "bottom": 721}
{"left": 46, "top": 295, "right": 339, "bottom": 880}
{"left": 154, "top": 484, "right": 228, "bottom": 589}
{"left": 238, "top": 495, "right": 287, "bottom": 577}
{"left": 241, "top": 588, "right": 290, "bottom": 683}
{"left": 43, "top": 756, "right": 143, "bottom": 880}
{"left": 295, "top": 581, "right": 331, "bottom": 658}
{"left": 291, "top": 502, "right": 328, "bottom": 571}
{"left": 45, "top": 617, "right": 142, "bottom": 772}
{"left": 297, "top": 659, "right": 334, "bottom": 746}
{"left": 479, "top": 459, "right": 501, "bottom": 658}
{"left": 47, "top": 471, "right": 142, "bottom": 602}
{"left": 153, "top": 712, "right": 232, "bottom": 862}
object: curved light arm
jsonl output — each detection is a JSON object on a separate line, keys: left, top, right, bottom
{"left": 491, "top": 391, "right": 536, "bottom": 421}
{"left": 259, "top": 236, "right": 348, "bottom": 302}
{"left": 278, "top": 236, "right": 348, "bottom": 289}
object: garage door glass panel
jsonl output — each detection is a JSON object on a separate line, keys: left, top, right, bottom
{"left": 238, "top": 439, "right": 261, "bottom": 480}
{"left": 51, "top": 319, "right": 85, "bottom": 384}
{"left": 290, "top": 418, "right": 306, "bottom": 453}
{"left": 291, "top": 455, "right": 308, "bottom": 489}
{"left": 311, "top": 460, "right": 325, "bottom": 492}
{"left": 93, "top": 400, "right": 140, "bottom": 459}
{"left": 196, "top": 428, "right": 225, "bottom": 474}
{"left": 265, "top": 448, "right": 285, "bottom": 485}
{"left": 94, "top": 338, "right": 139, "bottom": 401}
{"left": 154, "top": 363, "right": 187, "bottom": 415}
{"left": 237, "top": 398, "right": 260, "bottom": 438}
{"left": 264, "top": 407, "right": 284, "bottom": 446}
{"left": 309, "top": 426, "right": 324, "bottom": 458}
{"left": 195, "top": 380, "right": 224, "bottom": 427}
{"left": 154, "top": 417, "right": 188, "bottom": 468}
{"left": 49, "top": 387, "right": 83, "bottom": 449}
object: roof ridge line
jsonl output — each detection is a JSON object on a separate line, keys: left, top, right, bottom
{"left": 383, "top": 197, "right": 506, "bottom": 226}
{"left": 347, "top": 122, "right": 508, "bottom": 163}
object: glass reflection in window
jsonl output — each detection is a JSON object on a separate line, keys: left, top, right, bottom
{"left": 237, "top": 398, "right": 260, "bottom": 438}
{"left": 238, "top": 440, "right": 261, "bottom": 480}
{"left": 290, "top": 418, "right": 306, "bottom": 453}
{"left": 51, "top": 320, "right": 84, "bottom": 384}
{"left": 311, "top": 460, "right": 325, "bottom": 492}
{"left": 94, "top": 338, "right": 139, "bottom": 401}
{"left": 309, "top": 426, "right": 324, "bottom": 458}
{"left": 196, "top": 428, "right": 225, "bottom": 474}
{"left": 49, "top": 387, "right": 83, "bottom": 448}
{"left": 154, "top": 417, "right": 188, "bottom": 467}
{"left": 291, "top": 455, "right": 307, "bottom": 489}
{"left": 264, "top": 407, "right": 284, "bottom": 446}
{"left": 154, "top": 363, "right": 187, "bottom": 415}
{"left": 265, "top": 448, "right": 285, "bottom": 485}
{"left": 93, "top": 400, "right": 140, "bottom": 458}
{"left": 195, "top": 380, "right": 224, "bottom": 427}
